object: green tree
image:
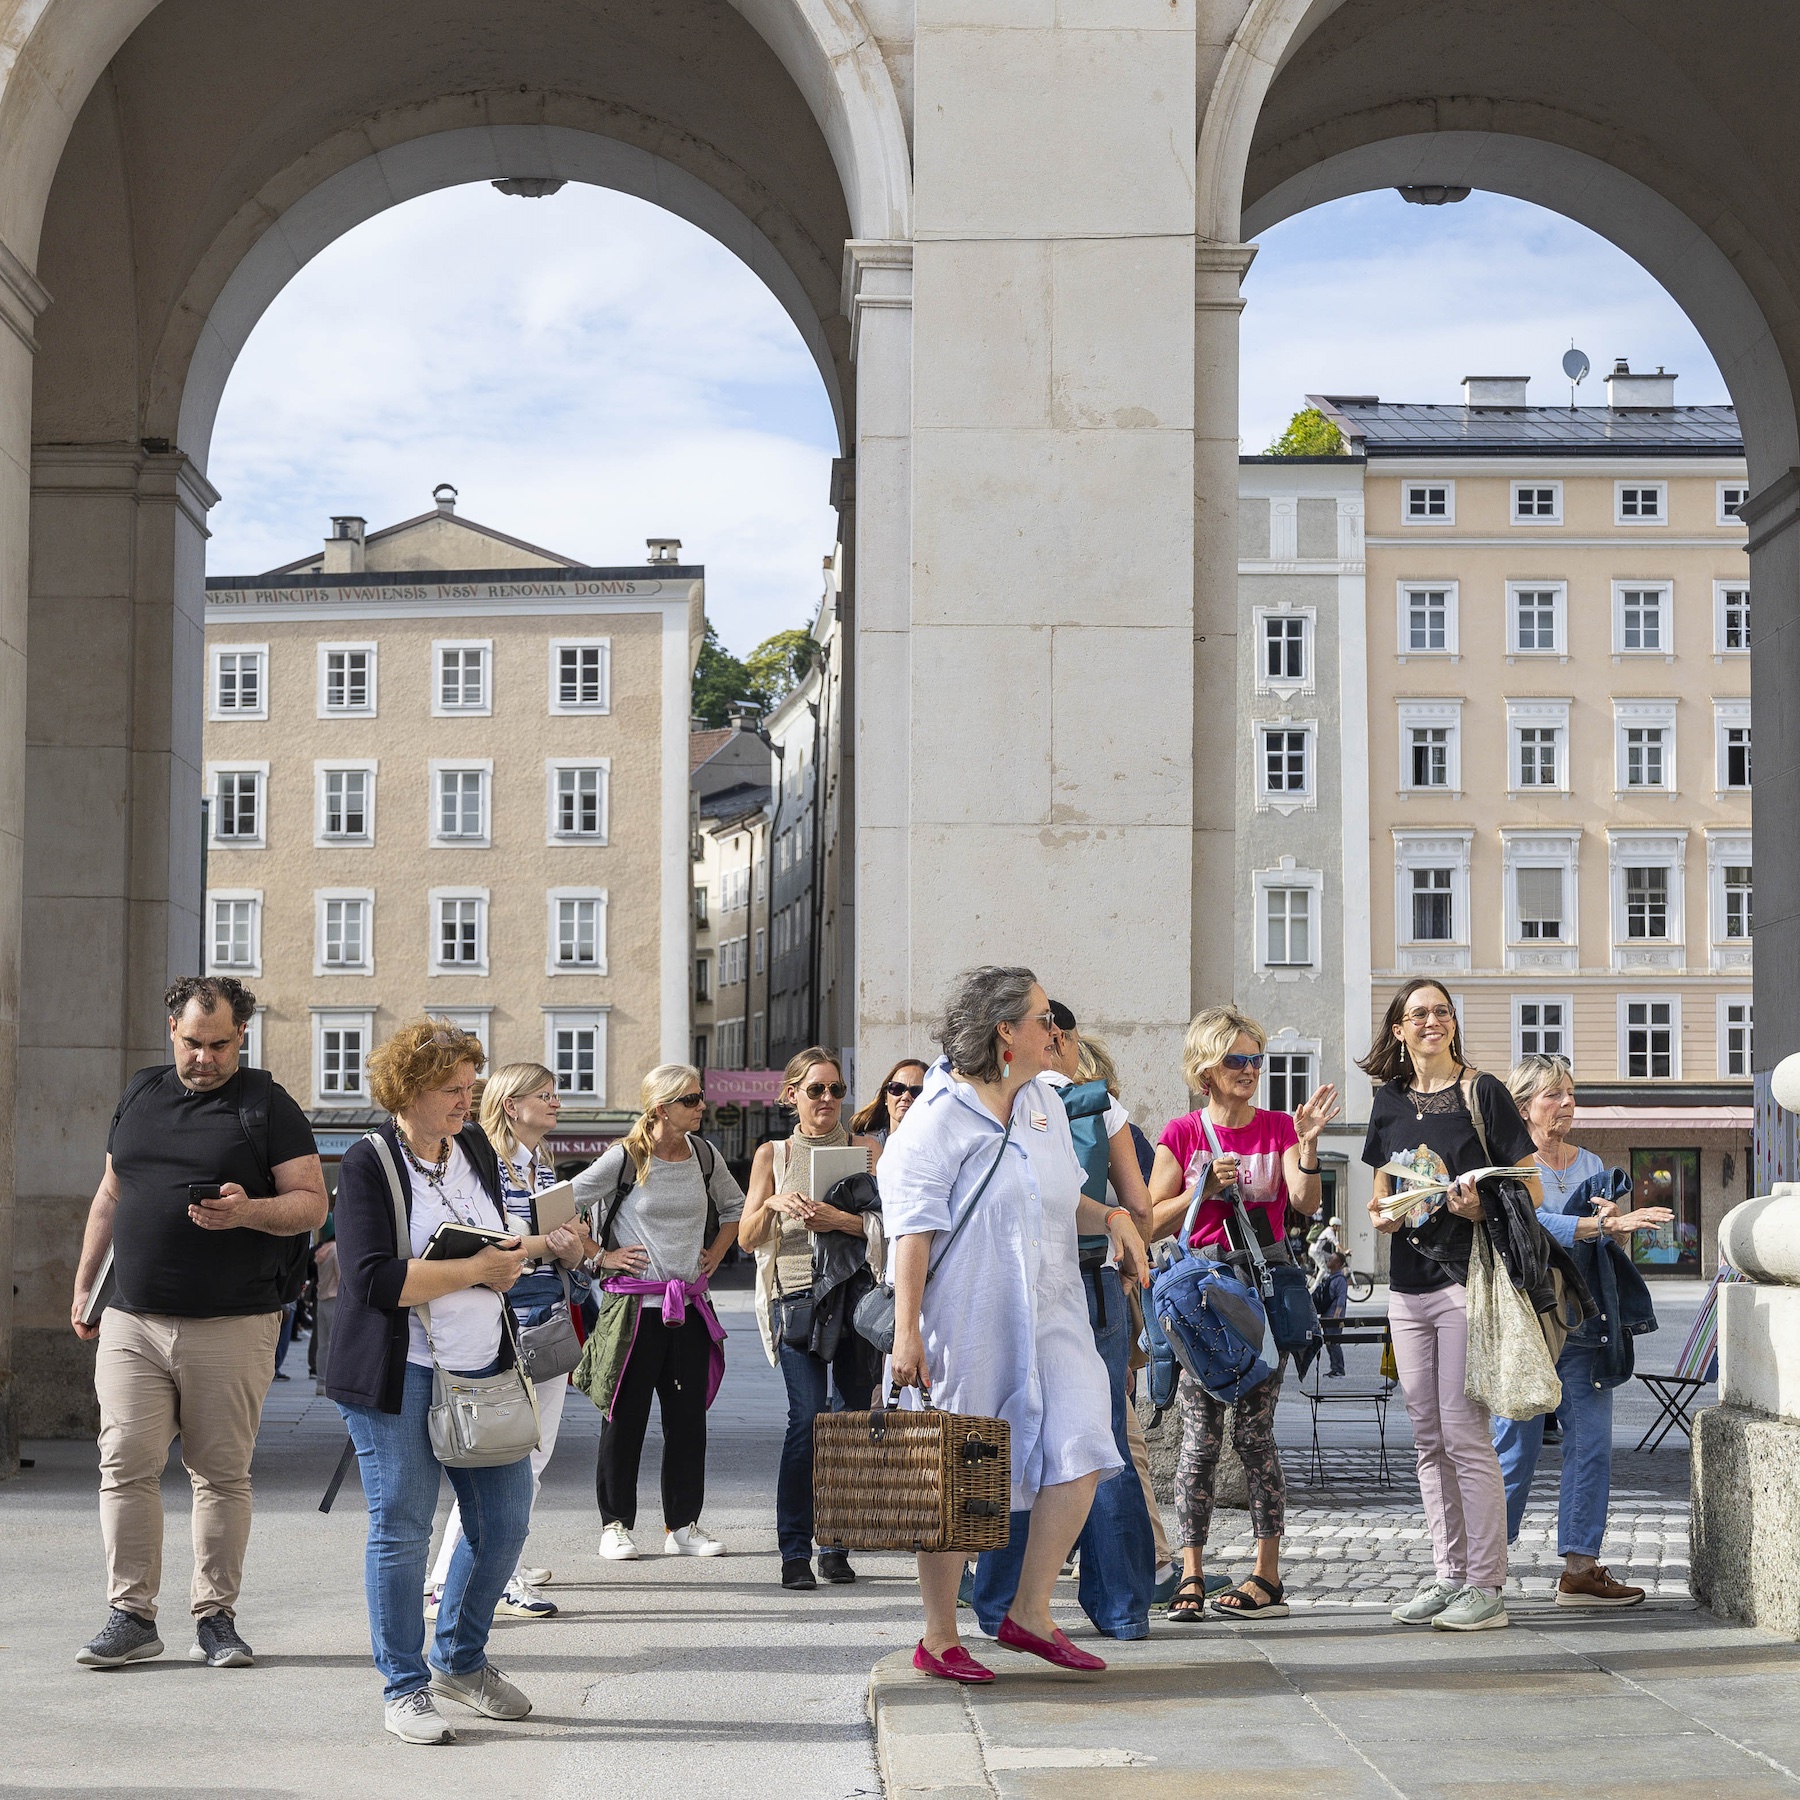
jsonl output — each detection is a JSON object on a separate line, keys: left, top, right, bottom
{"left": 744, "top": 628, "right": 816, "bottom": 711}
{"left": 690, "top": 621, "right": 759, "bottom": 726}
{"left": 1265, "top": 406, "right": 1345, "bottom": 456}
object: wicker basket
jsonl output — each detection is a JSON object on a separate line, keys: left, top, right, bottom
{"left": 813, "top": 1399, "right": 1011, "bottom": 1553}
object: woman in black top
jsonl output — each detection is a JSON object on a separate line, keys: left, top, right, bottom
{"left": 1359, "top": 980, "right": 1540, "bottom": 1635}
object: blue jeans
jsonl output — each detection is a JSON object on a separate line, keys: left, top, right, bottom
{"left": 338, "top": 1360, "right": 534, "bottom": 1700}
{"left": 777, "top": 1337, "right": 874, "bottom": 1561}
{"left": 973, "top": 1265, "right": 1155, "bottom": 1640}
{"left": 1491, "top": 1341, "right": 1613, "bottom": 1558}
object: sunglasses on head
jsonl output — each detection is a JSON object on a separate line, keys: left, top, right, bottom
{"left": 885, "top": 1081, "right": 924, "bottom": 1100}
{"left": 1220, "top": 1052, "right": 1264, "bottom": 1072}
{"left": 802, "top": 1080, "right": 848, "bottom": 1100}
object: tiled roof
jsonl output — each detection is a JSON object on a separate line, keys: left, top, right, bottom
{"left": 690, "top": 727, "right": 733, "bottom": 771}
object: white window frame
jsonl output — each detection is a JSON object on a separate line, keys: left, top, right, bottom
{"left": 1714, "top": 698, "right": 1752, "bottom": 794}
{"left": 1392, "top": 831, "right": 1472, "bottom": 973}
{"left": 1714, "top": 581, "right": 1751, "bottom": 655}
{"left": 1259, "top": 1028, "right": 1323, "bottom": 1113}
{"left": 1507, "top": 581, "right": 1567, "bottom": 657}
{"left": 544, "top": 1008, "right": 609, "bottom": 1102}
{"left": 207, "top": 761, "right": 268, "bottom": 849}
{"left": 1401, "top": 480, "right": 1454, "bottom": 525}
{"left": 548, "top": 638, "right": 612, "bottom": 714}
{"left": 313, "top": 888, "right": 374, "bottom": 977}
{"left": 1506, "top": 698, "right": 1571, "bottom": 796}
{"left": 205, "top": 889, "right": 263, "bottom": 978}
{"left": 209, "top": 644, "right": 269, "bottom": 721}
{"left": 1612, "top": 582, "right": 1673, "bottom": 656}
{"left": 1252, "top": 858, "right": 1324, "bottom": 979}
{"left": 1613, "top": 700, "right": 1678, "bottom": 796}
{"left": 1253, "top": 606, "right": 1315, "bottom": 698}
{"left": 1608, "top": 829, "right": 1687, "bottom": 972}
{"left": 1718, "top": 994, "right": 1754, "bottom": 1078}
{"left": 1511, "top": 480, "right": 1562, "bottom": 525}
{"left": 1718, "top": 481, "right": 1750, "bottom": 526}
{"left": 1615, "top": 481, "right": 1668, "bottom": 525}
{"left": 546, "top": 759, "right": 611, "bottom": 844}
{"left": 429, "top": 759, "right": 492, "bottom": 848}
{"left": 1501, "top": 829, "right": 1581, "bottom": 971}
{"left": 312, "top": 1009, "right": 374, "bottom": 1107}
{"left": 241, "top": 1007, "right": 265, "bottom": 1069}
{"left": 430, "top": 887, "right": 490, "bottom": 977}
{"left": 1617, "top": 994, "right": 1682, "bottom": 1081}
{"left": 547, "top": 887, "right": 609, "bottom": 976}
{"left": 1511, "top": 995, "right": 1574, "bottom": 1067}
{"left": 433, "top": 639, "right": 493, "bottom": 717}
{"left": 1707, "top": 830, "right": 1753, "bottom": 972}
{"left": 1396, "top": 697, "right": 1463, "bottom": 794}
{"left": 317, "top": 642, "right": 377, "bottom": 717}
{"left": 1396, "top": 580, "right": 1459, "bottom": 658}
{"left": 314, "top": 760, "right": 377, "bottom": 847}
{"left": 1253, "top": 717, "right": 1317, "bottom": 814}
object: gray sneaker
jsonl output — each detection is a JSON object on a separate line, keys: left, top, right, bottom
{"left": 1390, "top": 1580, "right": 1460, "bottom": 1626}
{"left": 189, "top": 1612, "right": 254, "bottom": 1667}
{"left": 429, "top": 1662, "right": 532, "bottom": 1720}
{"left": 385, "top": 1689, "right": 456, "bottom": 1745}
{"left": 76, "top": 1608, "right": 164, "bottom": 1668}
{"left": 1433, "top": 1586, "right": 1510, "bottom": 1632}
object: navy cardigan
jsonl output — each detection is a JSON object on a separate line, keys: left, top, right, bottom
{"left": 324, "top": 1120, "right": 510, "bottom": 1414}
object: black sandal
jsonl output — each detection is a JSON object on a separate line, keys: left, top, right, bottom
{"left": 1167, "top": 1575, "right": 1210, "bottom": 1622}
{"left": 1209, "top": 1573, "right": 1289, "bottom": 1619}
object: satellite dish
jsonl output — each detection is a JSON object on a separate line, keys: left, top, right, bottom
{"left": 1562, "top": 348, "right": 1590, "bottom": 384}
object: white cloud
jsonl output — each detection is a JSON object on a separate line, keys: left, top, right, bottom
{"left": 206, "top": 183, "right": 840, "bottom": 656}
{"left": 1241, "top": 191, "right": 1728, "bottom": 453}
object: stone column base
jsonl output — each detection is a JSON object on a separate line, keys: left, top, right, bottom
{"left": 11, "top": 1326, "right": 98, "bottom": 1440}
{"left": 1692, "top": 1404, "right": 1800, "bottom": 1636}
{"left": 0, "top": 1370, "right": 17, "bottom": 1477}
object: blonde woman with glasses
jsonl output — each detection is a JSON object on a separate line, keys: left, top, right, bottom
{"left": 425, "top": 1063, "right": 587, "bottom": 1623}
{"left": 571, "top": 1064, "right": 743, "bottom": 1561}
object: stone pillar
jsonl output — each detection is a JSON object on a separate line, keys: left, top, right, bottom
{"left": 900, "top": 4, "right": 1199, "bottom": 1120}
{"left": 12, "top": 444, "right": 215, "bottom": 1440}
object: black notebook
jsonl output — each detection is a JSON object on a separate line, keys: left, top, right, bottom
{"left": 420, "top": 1222, "right": 520, "bottom": 1262}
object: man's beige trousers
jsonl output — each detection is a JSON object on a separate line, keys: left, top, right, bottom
{"left": 94, "top": 1308, "right": 280, "bottom": 1620}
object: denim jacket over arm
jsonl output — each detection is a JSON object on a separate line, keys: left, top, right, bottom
{"left": 1539, "top": 1165, "right": 1659, "bottom": 1387}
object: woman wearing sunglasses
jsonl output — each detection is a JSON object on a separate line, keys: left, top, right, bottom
{"left": 1147, "top": 1005, "right": 1340, "bottom": 1623}
{"left": 571, "top": 1063, "right": 744, "bottom": 1562}
{"left": 851, "top": 1058, "right": 929, "bottom": 1143}
{"left": 740, "top": 1047, "right": 886, "bottom": 1589}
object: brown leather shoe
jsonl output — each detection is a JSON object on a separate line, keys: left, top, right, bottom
{"left": 1555, "top": 1565, "right": 1645, "bottom": 1608}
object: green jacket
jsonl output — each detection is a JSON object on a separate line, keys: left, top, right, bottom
{"left": 570, "top": 1289, "right": 641, "bottom": 1419}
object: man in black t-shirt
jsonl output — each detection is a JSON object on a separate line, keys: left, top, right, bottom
{"left": 69, "top": 976, "right": 325, "bottom": 1673}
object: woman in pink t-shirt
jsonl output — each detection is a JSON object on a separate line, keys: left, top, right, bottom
{"left": 1147, "top": 1005, "right": 1339, "bottom": 1624}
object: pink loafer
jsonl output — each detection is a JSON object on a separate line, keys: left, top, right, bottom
{"left": 913, "top": 1641, "right": 995, "bottom": 1684}
{"left": 996, "top": 1615, "right": 1107, "bottom": 1672}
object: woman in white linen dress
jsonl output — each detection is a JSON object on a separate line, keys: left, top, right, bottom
{"left": 887, "top": 966, "right": 1144, "bottom": 1683}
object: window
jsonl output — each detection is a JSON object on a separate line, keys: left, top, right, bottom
{"left": 548, "top": 762, "right": 609, "bottom": 842}
{"left": 693, "top": 1033, "right": 708, "bottom": 1072}
{"left": 1627, "top": 1147, "right": 1700, "bottom": 1269}
{"left": 1621, "top": 998, "right": 1678, "bottom": 1080}
{"left": 1721, "top": 998, "right": 1753, "bottom": 1077}
{"left": 550, "top": 640, "right": 611, "bottom": 712}
{"left": 718, "top": 936, "right": 746, "bottom": 986}
{"left": 1615, "top": 585, "right": 1669, "bottom": 653}
{"left": 1516, "top": 866, "right": 1565, "bottom": 940}
{"left": 1403, "top": 482, "right": 1453, "bottom": 523}
{"left": 316, "top": 763, "right": 375, "bottom": 844}
{"left": 432, "top": 763, "right": 491, "bottom": 846}
{"left": 319, "top": 644, "right": 375, "bottom": 715}
{"left": 1616, "top": 482, "right": 1666, "bottom": 523}
{"left": 1409, "top": 727, "right": 1449, "bottom": 788}
{"left": 1625, "top": 727, "right": 1666, "bottom": 788}
{"left": 753, "top": 927, "right": 766, "bottom": 975}
{"left": 1411, "top": 868, "right": 1454, "bottom": 941}
{"left": 207, "top": 892, "right": 261, "bottom": 975}
{"left": 1265, "top": 886, "right": 1313, "bottom": 968}
{"left": 1397, "top": 699, "right": 1462, "bottom": 792}
{"left": 1715, "top": 701, "right": 1752, "bottom": 792}
{"left": 548, "top": 889, "right": 607, "bottom": 975}
{"left": 1264, "top": 1053, "right": 1313, "bottom": 1115}
{"left": 695, "top": 957, "right": 712, "bottom": 1002}
{"left": 694, "top": 885, "right": 709, "bottom": 927}
{"left": 1719, "top": 482, "right": 1750, "bottom": 524}
{"left": 546, "top": 1011, "right": 607, "bottom": 1100}
{"left": 209, "top": 766, "right": 266, "bottom": 846}
{"left": 751, "top": 1012, "right": 765, "bottom": 1065}
{"left": 1716, "top": 584, "right": 1751, "bottom": 652}
{"left": 432, "top": 891, "right": 489, "bottom": 974}
{"left": 434, "top": 641, "right": 491, "bottom": 715}
{"left": 1510, "top": 584, "right": 1564, "bottom": 654}
{"left": 1724, "top": 864, "right": 1753, "bottom": 939}
{"left": 314, "top": 1012, "right": 373, "bottom": 1105}
{"left": 1608, "top": 831, "right": 1686, "bottom": 968}
{"left": 1504, "top": 699, "right": 1570, "bottom": 796}
{"left": 211, "top": 647, "right": 267, "bottom": 719}
{"left": 1401, "top": 585, "right": 1454, "bottom": 653}
{"left": 1624, "top": 865, "right": 1669, "bottom": 939}
{"left": 325, "top": 896, "right": 370, "bottom": 970}
{"left": 1263, "top": 615, "right": 1307, "bottom": 683}
{"left": 1515, "top": 727, "right": 1558, "bottom": 788}
{"left": 1512, "top": 482, "right": 1561, "bottom": 523}
{"left": 1513, "top": 998, "right": 1570, "bottom": 1063}
{"left": 1502, "top": 831, "right": 1580, "bottom": 968}
{"left": 715, "top": 1018, "right": 744, "bottom": 1070}
{"left": 1613, "top": 702, "right": 1677, "bottom": 793}
{"left": 1393, "top": 832, "right": 1471, "bottom": 969}
{"left": 1263, "top": 728, "right": 1309, "bottom": 795}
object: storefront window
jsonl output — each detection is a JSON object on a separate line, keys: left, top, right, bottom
{"left": 1628, "top": 1147, "right": 1701, "bottom": 1274}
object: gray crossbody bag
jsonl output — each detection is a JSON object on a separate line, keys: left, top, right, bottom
{"left": 368, "top": 1133, "right": 541, "bottom": 1468}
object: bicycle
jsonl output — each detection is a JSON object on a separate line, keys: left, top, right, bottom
{"left": 1346, "top": 1268, "right": 1375, "bottom": 1305}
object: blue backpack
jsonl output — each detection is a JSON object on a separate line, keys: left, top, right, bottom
{"left": 1060, "top": 1078, "right": 1113, "bottom": 1202}
{"left": 1146, "top": 1198, "right": 1275, "bottom": 1411}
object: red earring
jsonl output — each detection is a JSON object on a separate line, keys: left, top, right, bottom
{"left": 1002, "top": 1049, "right": 1013, "bottom": 1065}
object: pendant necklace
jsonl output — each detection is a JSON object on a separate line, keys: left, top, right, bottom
{"left": 399, "top": 1132, "right": 451, "bottom": 1190}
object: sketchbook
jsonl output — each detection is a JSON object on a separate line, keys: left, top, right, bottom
{"left": 530, "top": 1180, "right": 579, "bottom": 1237}
{"left": 80, "top": 1247, "right": 116, "bottom": 1328}
{"left": 1376, "top": 1161, "right": 1538, "bottom": 1227}
{"left": 420, "top": 1221, "right": 521, "bottom": 1262}
{"left": 808, "top": 1144, "right": 872, "bottom": 1201}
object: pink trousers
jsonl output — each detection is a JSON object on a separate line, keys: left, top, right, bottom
{"left": 1388, "top": 1283, "right": 1510, "bottom": 1589}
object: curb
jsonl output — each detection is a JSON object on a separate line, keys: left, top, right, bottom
{"left": 868, "top": 1651, "right": 993, "bottom": 1800}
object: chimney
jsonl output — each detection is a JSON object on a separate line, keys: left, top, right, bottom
{"left": 433, "top": 483, "right": 459, "bottom": 515}
{"left": 1461, "top": 375, "right": 1529, "bottom": 408}
{"left": 1606, "top": 360, "right": 1677, "bottom": 408}
{"left": 322, "top": 515, "right": 366, "bottom": 574}
{"left": 646, "top": 538, "right": 682, "bottom": 564}
{"left": 728, "top": 709, "right": 761, "bottom": 734}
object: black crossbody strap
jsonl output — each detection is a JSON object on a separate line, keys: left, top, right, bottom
{"left": 925, "top": 1117, "right": 1015, "bottom": 1284}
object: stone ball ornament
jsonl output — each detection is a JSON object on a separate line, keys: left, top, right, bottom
{"left": 1771, "top": 1052, "right": 1800, "bottom": 1116}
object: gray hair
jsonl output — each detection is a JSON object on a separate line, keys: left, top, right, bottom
{"left": 936, "top": 965, "right": 1038, "bottom": 1083}
{"left": 1507, "top": 1052, "right": 1574, "bottom": 1112}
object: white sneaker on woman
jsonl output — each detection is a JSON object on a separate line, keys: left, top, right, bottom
{"left": 665, "top": 1524, "right": 725, "bottom": 1557}
{"left": 598, "top": 1523, "right": 640, "bottom": 1561}
{"left": 518, "top": 1565, "right": 552, "bottom": 1587}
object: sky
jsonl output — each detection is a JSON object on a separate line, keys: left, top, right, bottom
{"left": 208, "top": 182, "right": 1731, "bottom": 652}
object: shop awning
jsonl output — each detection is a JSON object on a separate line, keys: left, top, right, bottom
{"left": 1573, "top": 1105, "right": 1750, "bottom": 1131}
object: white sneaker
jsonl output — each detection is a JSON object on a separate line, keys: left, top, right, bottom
{"left": 495, "top": 1583, "right": 558, "bottom": 1619}
{"left": 1432, "top": 1586, "right": 1510, "bottom": 1632}
{"left": 664, "top": 1523, "right": 725, "bottom": 1557}
{"left": 385, "top": 1689, "right": 455, "bottom": 1745}
{"left": 518, "top": 1565, "right": 552, "bottom": 1587}
{"left": 1390, "top": 1580, "right": 1460, "bottom": 1625}
{"left": 598, "top": 1523, "right": 641, "bottom": 1561}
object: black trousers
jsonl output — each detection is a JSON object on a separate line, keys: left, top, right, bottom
{"left": 596, "top": 1306, "right": 712, "bottom": 1532}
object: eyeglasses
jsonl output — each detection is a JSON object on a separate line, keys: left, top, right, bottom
{"left": 885, "top": 1081, "right": 924, "bottom": 1100}
{"left": 1220, "top": 1053, "right": 1264, "bottom": 1072}
{"left": 1403, "top": 1006, "right": 1456, "bottom": 1025}
{"left": 1019, "top": 1011, "right": 1055, "bottom": 1030}
{"left": 802, "top": 1081, "right": 848, "bottom": 1100}
{"left": 671, "top": 1093, "right": 706, "bottom": 1109}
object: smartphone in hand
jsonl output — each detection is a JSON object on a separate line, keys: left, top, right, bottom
{"left": 187, "top": 1182, "right": 223, "bottom": 1205}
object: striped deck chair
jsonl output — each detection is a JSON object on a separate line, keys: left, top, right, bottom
{"left": 1633, "top": 1262, "right": 1744, "bottom": 1452}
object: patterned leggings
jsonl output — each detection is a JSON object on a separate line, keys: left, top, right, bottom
{"left": 1174, "top": 1357, "right": 1287, "bottom": 1548}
